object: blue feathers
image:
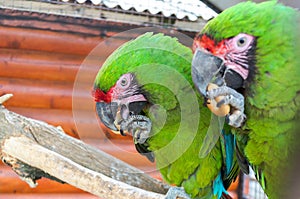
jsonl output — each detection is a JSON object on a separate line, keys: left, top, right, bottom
{"left": 223, "top": 131, "right": 235, "bottom": 176}
{"left": 212, "top": 130, "right": 235, "bottom": 199}
{"left": 213, "top": 172, "right": 228, "bottom": 199}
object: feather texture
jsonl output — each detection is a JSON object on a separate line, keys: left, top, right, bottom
{"left": 94, "top": 33, "right": 238, "bottom": 198}
{"left": 199, "top": 2, "right": 300, "bottom": 198}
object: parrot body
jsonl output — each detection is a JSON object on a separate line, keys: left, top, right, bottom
{"left": 192, "top": 1, "right": 300, "bottom": 199}
{"left": 93, "top": 33, "right": 238, "bottom": 198}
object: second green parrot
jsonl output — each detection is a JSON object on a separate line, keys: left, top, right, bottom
{"left": 192, "top": 1, "right": 300, "bottom": 199}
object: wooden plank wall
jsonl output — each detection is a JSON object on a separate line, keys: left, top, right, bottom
{"left": 0, "top": 8, "right": 238, "bottom": 198}
{"left": 0, "top": 8, "right": 159, "bottom": 198}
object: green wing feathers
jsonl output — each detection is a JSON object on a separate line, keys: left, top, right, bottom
{"left": 200, "top": 1, "right": 300, "bottom": 198}
{"left": 94, "top": 33, "right": 238, "bottom": 198}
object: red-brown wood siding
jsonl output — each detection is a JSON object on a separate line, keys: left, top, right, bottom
{"left": 0, "top": 8, "right": 238, "bottom": 198}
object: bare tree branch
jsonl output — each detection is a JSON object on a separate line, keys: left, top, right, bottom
{"left": 2, "top": 136, "right": 165, "bottom": 199}
{"left": 0, "top": 94, "right": 13, "bottom": 104}
{"left": 0, "top": 101, "right": 170, "bottom": 199}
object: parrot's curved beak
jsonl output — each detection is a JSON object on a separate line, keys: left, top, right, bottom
{"left": 192, "top": 49, "right": 224, "bottom": 96}
{"left": 96, "top": 101, "right": 147, "bottom": 134}
{"left": 96, "top": 102, "right": 118, "bottom": 131}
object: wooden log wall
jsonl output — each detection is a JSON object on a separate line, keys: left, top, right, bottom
{"left": 0, "top": 8, "right": 157, "bottom": 198}
{"left": 0, "top": 8, "right": 238, "bottom": 198}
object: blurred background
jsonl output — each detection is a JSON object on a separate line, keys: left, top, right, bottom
{"left": 0, "top": 0, "right": 298, "bottom": 199}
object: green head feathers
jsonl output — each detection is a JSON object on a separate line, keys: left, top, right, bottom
{"left": 94, "top": 32, "right": 193, "bottom": 93}
{"left": 202, "top": 1, "right": 297, "bottom": 41}
{"left": 201, "top": 1, "right": 299, "bottom": 108}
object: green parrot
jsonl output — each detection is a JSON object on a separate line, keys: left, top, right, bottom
{"left": 191, "top": 1, "right": 300, "bottom": 199}
{"left": 93, "top": 32, "right": 238, "bottom": 199}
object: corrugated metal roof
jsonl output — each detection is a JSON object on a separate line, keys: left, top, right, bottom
{"left": 61, "top": 0, "right": 218, "bottom": 21}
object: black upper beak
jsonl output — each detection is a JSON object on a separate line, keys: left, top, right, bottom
{"left": 96, "top": 102, "right": 118, "bottom": 131}
{"left": 192, "top": 49, "right": 224, "bottom": 96}
{"left": 96, "top": 101, "right": 147, "bottom": 132}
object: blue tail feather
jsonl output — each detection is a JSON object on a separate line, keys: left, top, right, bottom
{"left": 222, "top": 130, "right": 235, "bottom": 175}
{"left": 213, "top": 172, "right": 228, "bottom": 199}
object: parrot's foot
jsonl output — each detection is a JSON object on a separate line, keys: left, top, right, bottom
{"left": 165, "top": 187, "right": 191, "bottom": 199}
{"left": 120, "top": 114, "right": 152, "bottom": 144}
{"left": 207, "top": 86, "right": 246, "bottom": 128}
{"left": 226, "top": 110, "right": 246, "bottom": 128}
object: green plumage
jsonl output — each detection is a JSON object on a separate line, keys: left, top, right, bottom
{"left": 201, "top": 1, "right": 300, "bottom": 198}
{"left": 95, "top": 33, "right": 237, "bottom": 198}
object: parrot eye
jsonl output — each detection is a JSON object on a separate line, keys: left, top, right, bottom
{"left": 237, "top": 37, "right": 247, "bottom": 47}
{"left": 120, "top": 77, "right": 128, "bottom": 87}
{"left": 116, "top": 73, "right": 135, "bottom": 90}
{"left": 230, "top": 33, "right": 255, "bottom": 52}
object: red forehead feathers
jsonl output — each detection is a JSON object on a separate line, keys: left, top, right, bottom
{"left": 193, "top": 34, "right": 226, "bottom": 56}
{"left": 93, "top": 87, "right": 113, "bottom": 103}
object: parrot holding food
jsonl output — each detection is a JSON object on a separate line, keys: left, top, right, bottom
{"left": 191, "top": 1, "right": 300, "bottom": 199}
{"left": 93, "top": 32, "right": 238, "bottom": 198}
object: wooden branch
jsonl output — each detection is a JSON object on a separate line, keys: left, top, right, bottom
{"left": 0, "top": 104, "right": 170, "bottom": 198}
{"left": 2, "top": 136, "right": 164, "bottom": 199}
{"left": 0, "top": 93, "right": 13, "bottom": 104}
